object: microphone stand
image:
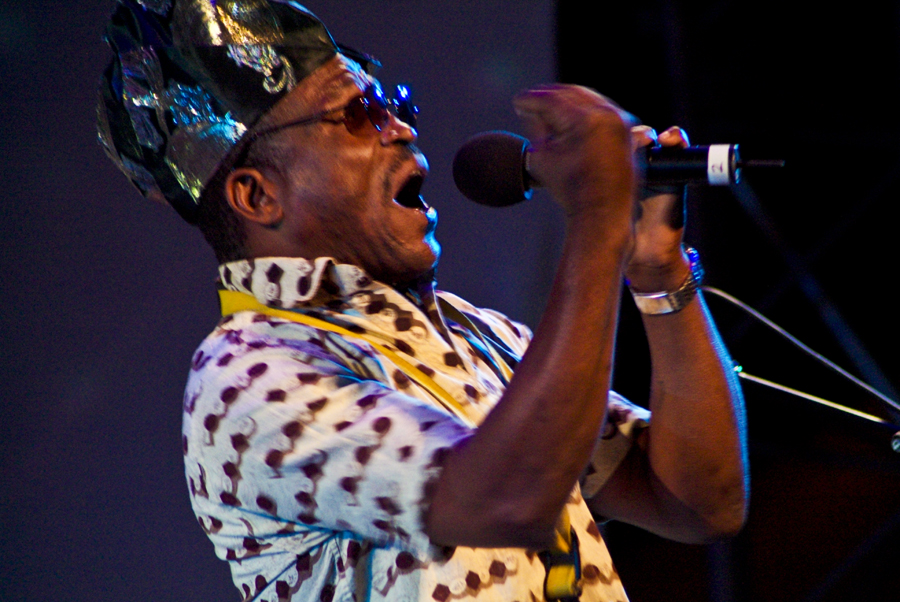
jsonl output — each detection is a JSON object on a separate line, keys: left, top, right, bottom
{"left": 703, "top": 286, "right": 900, "bottom": 453}
{"left": 733, "top": 367, "right": 900, "bottom": 452}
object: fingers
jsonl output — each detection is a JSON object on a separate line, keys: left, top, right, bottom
{"left": 637, "top": 126, "right": 688, "bottom": 231}
{"left": 511, "top": 84, "right": 639, "bottom": 217}
{"left": 631, "top": 125, "right": 658, "bottom": 151}
{"left": 658, "top": 126, "right": 690, "bottom": 148}
{"left": 633, "top": 125, "right": 690, "bottom": 151}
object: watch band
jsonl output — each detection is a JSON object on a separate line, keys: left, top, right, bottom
{"left": 630, "top": 247, "right": 704, "bottom": 315}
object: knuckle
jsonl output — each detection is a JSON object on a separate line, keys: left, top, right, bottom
{"left": 587, "top": 106, "right": 632, "bottom": 134}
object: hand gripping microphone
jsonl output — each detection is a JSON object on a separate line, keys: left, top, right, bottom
{"left": 452, "top": 131, "right": 784, "bottom": 207}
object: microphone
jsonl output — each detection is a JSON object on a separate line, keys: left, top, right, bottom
{"left": 452, "top": 131, "right": 785, "bottom": 207}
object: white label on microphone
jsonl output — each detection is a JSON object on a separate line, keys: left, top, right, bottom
{"left": 707, "top": 144, "right": 732, "bottom": 186}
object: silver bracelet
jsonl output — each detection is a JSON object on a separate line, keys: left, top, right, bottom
{"left": 629, "top": 247, "right": 704, "bottom": 315}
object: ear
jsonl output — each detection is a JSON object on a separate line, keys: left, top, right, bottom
{"left": 224, "top": 167, "right": 284, "bottom": 227}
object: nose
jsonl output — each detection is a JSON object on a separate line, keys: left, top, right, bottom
{"left": 380, "top": 113, "right": 418, "bottom": 146}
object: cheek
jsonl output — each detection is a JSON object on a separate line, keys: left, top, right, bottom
{"left": 288, "top": 132, "right": 373, "bottom": 193}
{"left": 289, "top": 160, "right": 370, "bottom": 221}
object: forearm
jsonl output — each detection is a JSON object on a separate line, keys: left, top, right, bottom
{"left": 425, "top": 216, "right": 632, "bottom": 549}
{"left": 425, "top": 84, "right": 642, "bottom": 549}
{"left": 641, "top": 292, "right": 748, "bottom": 539}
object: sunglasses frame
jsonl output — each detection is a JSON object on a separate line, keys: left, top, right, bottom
{"left": 245, "top": 83, "right": 418, "bottom": 146}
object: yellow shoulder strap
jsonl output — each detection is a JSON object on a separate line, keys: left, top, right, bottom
{"left": 219, "top": 289, "right": 481, "bottom": 427}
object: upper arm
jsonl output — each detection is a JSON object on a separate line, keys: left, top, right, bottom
{"left": 579, "top": 393, "right": 713, "bottom": 542}
{"left": 585, "top": 423, "right": 742, "bottom": 544}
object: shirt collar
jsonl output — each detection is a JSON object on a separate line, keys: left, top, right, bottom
{"left": 218, "top": 257, "right": 438, "bottom": 311}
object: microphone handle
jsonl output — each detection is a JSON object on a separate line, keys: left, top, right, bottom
{"left": 646, "top": 144, "right": 741, "bottom": 186}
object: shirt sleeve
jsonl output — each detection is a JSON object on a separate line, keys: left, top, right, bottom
{"left": 436, "top": 292, "right": 647, "bottom": 499}
{"left": 183, "top": 316, "right": 473, "bottom": 563}
{"left": 579, "top": 392, "right": 650, "bottom": 499}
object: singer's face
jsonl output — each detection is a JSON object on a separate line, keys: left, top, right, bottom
{"left": 256, "top": 56, "right": 440, "bottom": 285}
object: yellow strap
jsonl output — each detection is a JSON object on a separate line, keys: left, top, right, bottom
{"left": 553, "top": 506, "right": 572, "bottom": 551}
{"left": 219, "top": 290, "right": 481, "bottom": 427}
{"left": 543, "top": 509, "right": 583, "bottom": 599}
{"left": 546, "top": 564, "right": 580, "bottom": 600}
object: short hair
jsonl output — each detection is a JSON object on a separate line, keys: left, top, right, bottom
{"left": 195, "top": 135, "right": 293, "bottom": 264}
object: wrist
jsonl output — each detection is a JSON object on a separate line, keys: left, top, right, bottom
{"left": 625, "top": 247, "right": 691, "bottom": 293}
{"left": 564, "top": 204, "right": 635, "bottom": 254}
{"left": 628, "top": 247, "right": 704, "bottom": 315}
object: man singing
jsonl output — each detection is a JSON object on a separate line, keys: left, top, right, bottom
{"left": 97, "top": 2, "right": 748, "bottom": 601}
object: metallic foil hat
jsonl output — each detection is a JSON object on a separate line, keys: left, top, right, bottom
{"left": 97, "top": 0, "right": 378, "bottom": 223}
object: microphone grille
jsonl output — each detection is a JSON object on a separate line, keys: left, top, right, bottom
{"left": 452, "top": 131, "right": 532, "bottom": 207}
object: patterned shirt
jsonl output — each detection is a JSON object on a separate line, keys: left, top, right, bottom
{"left": 183, "top": 257, "right": 649, "bottom": 602}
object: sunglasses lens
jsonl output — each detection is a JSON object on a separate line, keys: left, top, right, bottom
{"left": 365, "top": 85, "right": 391, "bottom": 131}
{"left": 393, "top": 85, "right": 418, "bottom": 130}
{"left": 342, "top": 84, "right": 417, "bottom": 135}
{"left": 343, "top": 97, "right": 371, "bottom": 134}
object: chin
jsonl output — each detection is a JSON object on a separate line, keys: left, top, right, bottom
{"left": 425, "top": 236, "right": 441, "bottom": 270}
{"left": 381, "top": 238, "right": 441, "bottom": 287}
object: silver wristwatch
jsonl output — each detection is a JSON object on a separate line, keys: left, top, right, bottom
{"left": 630, "top": 247, "right": 704, "bottom": 315}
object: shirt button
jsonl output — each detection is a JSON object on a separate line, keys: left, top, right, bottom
{"left": 449, "top": 578, "right": 467, "bottom": 595}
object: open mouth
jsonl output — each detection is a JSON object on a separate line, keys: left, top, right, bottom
{"left": 394, "top": 174, "right": 428, "bottom": 211}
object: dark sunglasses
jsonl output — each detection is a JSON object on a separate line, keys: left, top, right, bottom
{"left": 247, "top": 83, "right": 419, "bottom": 143}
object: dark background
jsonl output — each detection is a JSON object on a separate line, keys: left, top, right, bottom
{"left": 557, "top": 3, "right": 900, "bottom": 602}
{"left": 1, "top": 1, "right": 897, "bottom": 601}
